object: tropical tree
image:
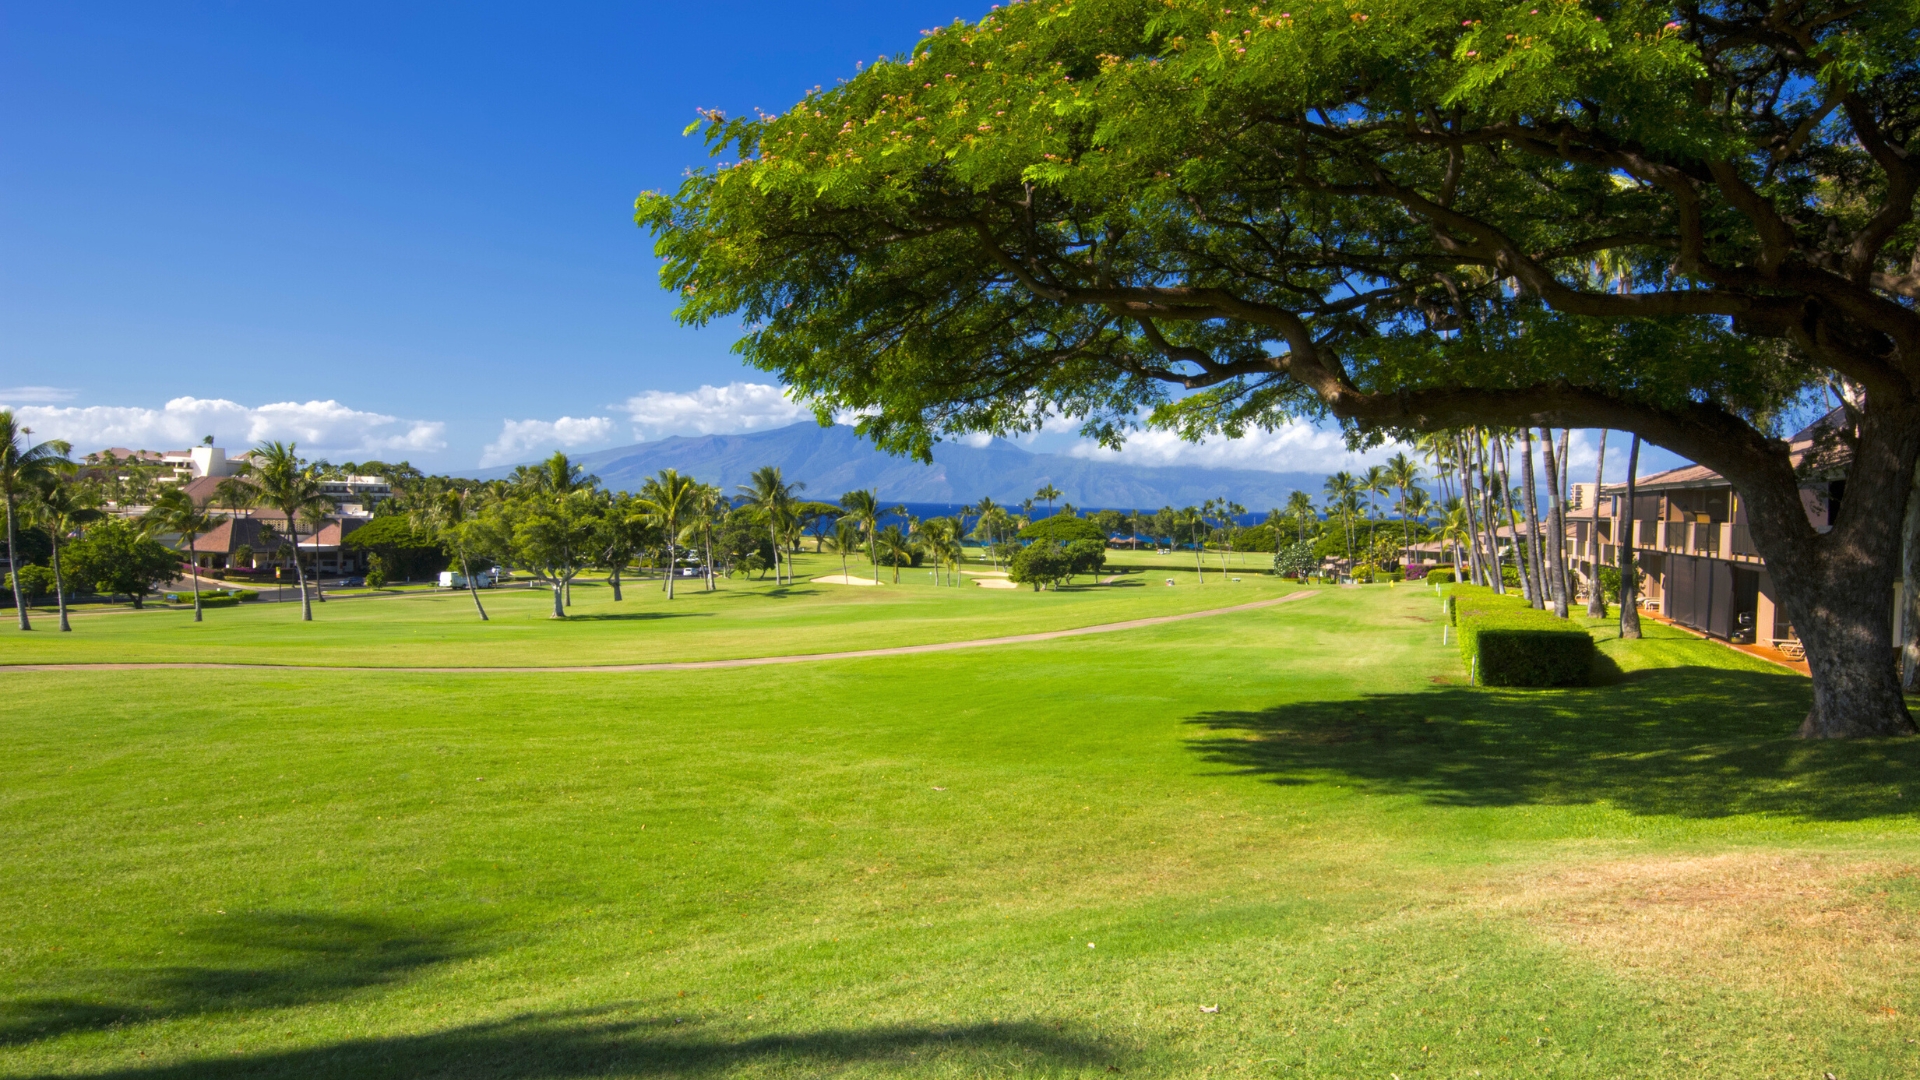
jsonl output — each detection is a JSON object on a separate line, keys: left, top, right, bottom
{"left": 0, "top": 412, "right": 69, "bottom": 629}
{"left": 1322, "top": 473, "right": 1359, "bottom": 570}
{"left": 413, "top": 485, "right": 492, "bottom": 620}
{"left": 1034, "top": 483, "right": 1062, "bottom": 519}
{"left": 739, "top": 466, "right": 803, "bottom": 585}
{"left": 246, "top": 442, "right": 334, "bottom": 621}
{"left": 1385, "top": 453, "right": 1424, "bottom": 572}
{"left": 29, "top": 471, "right": 105, "bottom": 631}
{"left": 143, "top": 485, "right": 217, "bottom": 624}
{"left": 640, "top": 1, "right": 1920, "bottom": 733}
{"left": 838, "top": 489, "right": 882, "bottom": 584}
{"left": 636, "top": 469, "right": 703, "bottom": 600}
{"left": 873, "top": 523, "right": 916, "bottom": 583}
{"left": 1284, "top": 491, "right": 1316, "bottom": 547}
{"left": 831, "top": 516, "right": 862, "bottom": 581}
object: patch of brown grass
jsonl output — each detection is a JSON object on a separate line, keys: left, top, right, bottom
{"left": 1494, "top": 853, "right": 1920, "bottom": 999}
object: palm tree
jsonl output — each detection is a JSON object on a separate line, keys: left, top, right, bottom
{"left": 246, "top": 442, "right": 335, "bottom": 620}
{"left": 1360, "top": 465, "right": 1391, "bottom": 570}
{"left": 30, "top": 471, "right": 104, "bottom": 632}
{"left": 1034, "top": 483, "right": 1062, "bottom": 519}
{"left": 636, "top": 469, "right": 702, "bottom": 600}
{"left": 413, "top": 486, "right": 490, "bottom": 620}
{"left": 1, "top": 412, "right": 70, "bottom": 630}
{"left": 739, "top": 466, "right": 803, "bottom": 585}
{"left": 831, "top": 517, "right": 862, "bottom": 580}
{"left": 1385, "top": 452, "right": 1423, "bottom": 571}
{"left": 1177, "top": 505, "right": 1207, "bottom": 582}
{"left": 1284, "top": 491, "right": 1316, "bottom": 546}
{"left": 1322, "top": 472, "right": 1359, "bottom": 570}
{"left": 144, "top": 485, "right": 218, "bottom": 624}
{"left": 874, "top": 523, "right": 915, "bottom": 583}
{"left": 838, "top": 489, "right": 881, "bottom": 584}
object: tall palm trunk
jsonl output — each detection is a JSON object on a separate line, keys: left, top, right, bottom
{"left": 1586, "top": 431, "right": 1610, "bottom": 617}
{"left": 664, "top": 541, "right": 676, "bottom": 599}
{"left": 1540, "top": 427, "right": 1571, "bottom": 618}
{"left": 1519, "top": 431, "right": 1547, "bottom": 609}
{"left": 7, "top": 494, "right": 28, "bottom": 630}
{"left": 1619, "top": 435, "right": 1643, "bottom": 639}
{"left": 460, "top": 549, "right": 489, "bottom": 620}
{"left": 187, "top": 533, "right": 202, "bottom": 623}
{"left": 286, "top": 511, "right": 312, "bottom": 621}
{"left": 50, "top": 529, "right": 70, "bottom": 632}
{"left": 770, "top": 522, "right": 782, "bottom": 585}
{"left": 869, "top": 530, "right": 879, "bottom": 584}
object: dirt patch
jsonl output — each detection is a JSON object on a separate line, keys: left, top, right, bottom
{"left": 1490, "top": 853, "right": 1920, "bottom": 996}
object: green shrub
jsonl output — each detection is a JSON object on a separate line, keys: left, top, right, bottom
{"left": 229, "top": 589, "right": 259, "bottom": 601}
{"left": 1426, "top": 567, "right": 1456, "bottom": 585}
{"left": 1009, "top": 540, "right": 1069, "bottom": 590}
{"left": 1450, "top": 585, "right": 1594, "bottom": 687}
{"left": 5, "top": 565, "right": 58, "bottom": 605}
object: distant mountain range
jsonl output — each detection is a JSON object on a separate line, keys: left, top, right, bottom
{"left": 480, "top": 422, "right": 1327, "bottom": 510}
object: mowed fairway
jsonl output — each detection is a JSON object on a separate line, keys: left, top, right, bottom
{"left": 4, "top": 583, "right": 1920, "bottom": 1078}
{"left": 0, "top": 554, "right": 1292, "bottom": 669}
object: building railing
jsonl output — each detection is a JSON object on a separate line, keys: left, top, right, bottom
{"left": 1579, "top": 521, "right": 1765, "bottom": 569}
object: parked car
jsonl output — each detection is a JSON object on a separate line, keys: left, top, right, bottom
{"left": 438, "top": 570, "right": 497, "bottom": 589}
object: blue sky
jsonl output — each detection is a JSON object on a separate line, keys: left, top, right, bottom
{"left": 1, "top": 1, "right": 1678, "bottom": 482}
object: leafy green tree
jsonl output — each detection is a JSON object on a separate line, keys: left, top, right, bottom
{"left": 413, "top": 486, "right": 493, "bottom": 620}
{"left": 1017, "top": 514, "right": 1104, "bottom": 545}
{"left": 4, "top": 565, "right": 54, "bottom": 606}
{"left": 66, "top": 519, "right": 177, "bottom": 609}
{"left": 1274, "top": 541, "right": 1317, "bottom": 580}
{"left": 1008, "top": 540, "right": 1068, "bottom": 591}
{"left": 143, "top": 486, "right": 215, "bottom": 624}
{"left": 1, "top": 412, "right": 69, "bottom": 630}
{"left": 830, "top": 516, "right": 862, "bottom": 581}
{"left": 341, "top": 515, "right": 450, "bottom": 582}
{"left": 1063, "top": 537, "right": 1107, "bottom": 583}
{"left": 641, "top": 0, "right": 1920, "bottom": 733}
{"left": 481, "top": 492, "right": 598, "bottom": 618}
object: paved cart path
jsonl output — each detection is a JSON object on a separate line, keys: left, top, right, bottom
{"left": 3, "top": 591, "right": 1318, "bottom": 674}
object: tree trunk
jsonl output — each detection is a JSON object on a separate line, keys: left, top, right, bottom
{"left": 1727, "top": 404, "right": 1917, "bottom": 738}
{"left": 1459, "top": 437, "right": 1486, "bottom": 587}
{"left": 1519, "top": 431, "right": 1547, "bottom": 608}
{"left": 1618, "top": 435, "right": 1642, "bottom": 640}
{"left": 288, "top": 513, "right": 312, "bottom": 621}
{"left": 1493, "top": 438, "right": 1523, "bottom": 595}
{"left": 665, "top": 541, "right": 676, "bottom": 599}
{"left": 7, "top": 495, "right": 29, "bottom": 630}
{"left": 1540, "top": 427, "right": 1571, "bottom": 619}
{"left": 551, "top": 576, "right": 565, "bottom": 618}
{"left": 1904, "top": 457, "right": 1919, "bottom": 692}
{"left": 1586, "top": 430, "right": 1610, "bottom": 618}
{"left": 461, "top": 550, "right": 489, "bottom": 621}
{"left": 51, "top": 531, "right": 70, "bottom": 632}
{"left": 608, "top": 561, "right": 622, "bottom": 603}
{"left": 188, "top": 535, "right": 201, "bottom": 623}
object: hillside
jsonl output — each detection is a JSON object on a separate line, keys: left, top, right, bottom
{"left": 482, "top": 422, "right": 1327, "bottom": 509}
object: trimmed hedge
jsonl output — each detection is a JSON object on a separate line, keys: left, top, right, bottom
{"left": 1424, "top": 567, "right": 1456, "bottom": 585}
{"left": 1448, "top": 585, "right": 1594, "bottom": 687}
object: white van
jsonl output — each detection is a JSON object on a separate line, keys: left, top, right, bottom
{"left": 438, "top": 570, "right": 496, "bottom": 589}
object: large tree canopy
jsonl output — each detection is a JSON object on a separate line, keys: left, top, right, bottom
{"left": 641, "top": 0, "right": 1920, "bottom": 736}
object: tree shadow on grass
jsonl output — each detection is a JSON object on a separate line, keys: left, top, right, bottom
{"left": 1186, "top": 666, "right": 1920, "bottom": 821}
{"left": 13, "top": 1010, "right": 1120, "bottom": 1079}
{"left": 1, "top": 912, "right": 478, "bottom": 1049}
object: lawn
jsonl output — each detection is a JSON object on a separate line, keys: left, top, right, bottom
{"left": 3, "top": 582, "right": 1919, "bottom": 1078}
{"left": 0, "top": 552, "right": 1302, "bottom": 668}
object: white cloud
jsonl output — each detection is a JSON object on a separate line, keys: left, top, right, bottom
{"left": 619, "top": 381, "right": 808, "bottom": 440}
{"left": 479, "top": 416, "right": 616, "bottom": 468}
{"left": 1068, "top": 421, "right": 1406, "bottom": 473}
{"left": 1, "top": 396, "right": 446, "bottom": 458}
{"left": 0, "top": 386, "right": 77, "bottom": 403}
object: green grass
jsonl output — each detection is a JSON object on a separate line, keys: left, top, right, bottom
{"left": 0, "top": 553, "right": 1303, "bottom": 668}
{"left": 4, "top": 582, "right": 1919, "bottom": 1078}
